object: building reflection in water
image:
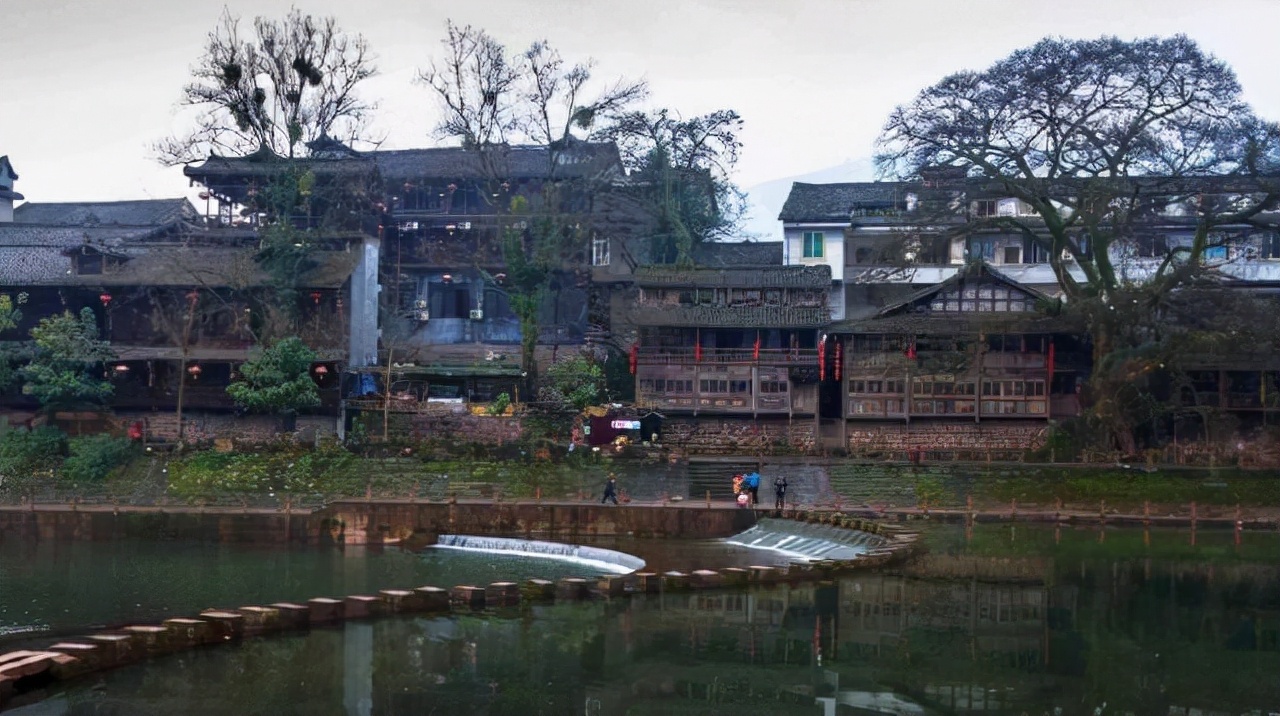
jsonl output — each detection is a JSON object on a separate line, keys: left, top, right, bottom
{"left": 28, "top": 529, "right": 1280, "bottom": 716}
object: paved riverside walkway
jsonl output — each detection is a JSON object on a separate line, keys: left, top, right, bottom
{"left": 3, "top": 496, "right": 1276, "bottom": 530}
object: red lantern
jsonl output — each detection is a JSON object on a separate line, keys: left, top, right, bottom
{"left": 906, "top": 339, "right": 917, "bottom": 360}
{"left": 187, "top": 364, "right": 202, "bottom": 377}
{"left": 629, "top": 344, "right": 638, "bottom": 375}
{"left": 314, "top": 364, "right": 329, "bottom": 376}
{"left": 98, "top": 292, "right": 112, "bottom": 307}
{"left": 818, "top": 335, "right": 826, "bottom": 381}
{"left": 311, "top": 291, "right": 322, "bottom": 305}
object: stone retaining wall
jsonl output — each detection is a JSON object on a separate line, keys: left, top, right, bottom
{"left": 847, "top": 420, "right": 1048, "bottom": 459}
{"left": 663, "top": 417, "right": 817, "bottom": 455}
{"left": 0, "top": 509, "right": 919, "bottom": 710}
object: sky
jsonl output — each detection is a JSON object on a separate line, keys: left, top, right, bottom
{"left": 6, "top": 0, "right": 1280, "bottom": 233}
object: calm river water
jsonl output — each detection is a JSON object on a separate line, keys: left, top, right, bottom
{"left": 3, "top": 523, "right": 1279, "bottom": 715}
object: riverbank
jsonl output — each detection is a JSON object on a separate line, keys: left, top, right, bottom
{"left": 4, "top": 446, "right": 1279, "bottom": 517}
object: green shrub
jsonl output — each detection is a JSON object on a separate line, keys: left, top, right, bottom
{"left": 62, "top": 434, "right": 138, "bottom": 483}
{"left": 0, "top": 426, "right": 67, "bottom": 492}
{"left": 487, "top": 392, "right": 512, "bottom": 416}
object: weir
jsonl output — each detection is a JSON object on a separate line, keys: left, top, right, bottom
{"left": 432, "top": 535, "right": 646, "bottom": 575}
{"left": 724, "top": 517, "right": 888, "bottom": 561}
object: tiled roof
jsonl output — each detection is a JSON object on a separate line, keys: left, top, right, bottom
{"left": 184, "top": 141, "right": 625, "bottom": 182}
{"left": 0, "top": 226, "right": 160, "bottom": 285}
{"left": 692, "top": 240, "right": 783, "bottom": 267}
{"left": 12, "top": 199, "right": 198, "bottom": 227}
{"left": 779, "top": 182, "right": 912, "bottom": 223}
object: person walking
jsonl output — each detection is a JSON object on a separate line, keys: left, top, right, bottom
{"left": 774, "top": 476, "right": 789, "bottom": 511}
{"left": 746, "top": 472, "right": 760, "bottom": 505}
{"left": 601, "top": 475, "right": 619, "bottom": 505}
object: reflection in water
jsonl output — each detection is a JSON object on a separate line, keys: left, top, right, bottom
{"left": 15, "top": 525, "right": 1278, "bottom": 715}
{"left": 0, "top": 540, "right": 594, "bottom": 646}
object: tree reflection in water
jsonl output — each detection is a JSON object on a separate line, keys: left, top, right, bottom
{"left": 28, "top": 525, "right": 1280, "bottom": 715}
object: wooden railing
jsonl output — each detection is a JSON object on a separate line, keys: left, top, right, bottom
{"left": 630, "top": 304, "right": 829, "bottom": 327}
{"left": 636, "top": 347, "right": 819, "bottom": 365}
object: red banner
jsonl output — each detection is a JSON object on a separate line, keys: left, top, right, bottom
{"left": 834, "top": 340, "right": 843, "bottom": 382}
{"left": 818, "top": 336, "right": 826, "bottom": 381}
{"left": 629, "top": 343, "right": 638, "bottom": 375}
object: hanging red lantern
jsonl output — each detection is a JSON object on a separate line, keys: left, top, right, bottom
{"left": 906, "top": 338, "right": 917, "bottom": 360}
{"left": 818, "top": 335, "right": 826, "bottom": 381}
{"left": 314, "top": 364, "right": 329, "bottom": 376}
{"left": 98, "top": 292, "right": 112, "bottom": 307}
{"left": 187, "top": 364, "right": 202, "bottom": 377}
{"left": 629, "top": 343, "right": 638, "bottom": 375}
{"left": 311, "top": 291, "right": 322, "bottom": 305}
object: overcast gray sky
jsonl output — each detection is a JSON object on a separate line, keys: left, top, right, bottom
{"left": 5, "top": 0, "right": 1280, "bottom": 211}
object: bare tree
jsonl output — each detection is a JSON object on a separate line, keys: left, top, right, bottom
{"left": 419, "top": 21, "right": 647, "bottom": 171}
{"left": 418, "top": 23, "right": 646, "bottom": 390}
{"left": 157, "top": 8, "right": 377, "bottom": 164}
{"left": 875, "top": 34, "right": 1280, "bottom": 452}
{"left": 595, "top": 108, "right": 746, "bottom": 262}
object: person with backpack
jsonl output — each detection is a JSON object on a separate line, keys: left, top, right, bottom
{"left": 745, "top": 472, "right": 761, "bottom": 505}
{"left": 774, "top": 476, "right": 789, "bottom": 511}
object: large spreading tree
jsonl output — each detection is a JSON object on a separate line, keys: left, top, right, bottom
{"left": 157, "top": 8, "right": 378, "bottom": 164}
{"left": 876, "top": 35, "right": 1280, "bottom": 451}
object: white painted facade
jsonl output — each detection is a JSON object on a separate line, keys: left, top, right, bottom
{"left": 783, "top": 222, "right": 846, "bottom": 320}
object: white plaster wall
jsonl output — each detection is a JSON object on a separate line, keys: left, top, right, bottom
{"left": 783, "top": 224, "right": 844, "bottom": 281}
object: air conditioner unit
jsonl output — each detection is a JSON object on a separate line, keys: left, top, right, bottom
{"left": 415, "top": 310, "right": 430, "bottom": 322}
{"left": 469, "top": 309, "right": 484, "bottom": 320}
{"left": 414, "top": 299, "right": 427, "bottom": 309}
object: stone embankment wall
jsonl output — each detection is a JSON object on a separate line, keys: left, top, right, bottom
{"left": 0, "top": 509, "right": 919, "bottom": 710}
{"left": 847, "top": 420, "right": 1047, "bottom": 459}
{"left": 0, "top": 501, "right": 757, "bottom": 546}
{"left": 662, "top": 418, "right": 816, "bottom": 455}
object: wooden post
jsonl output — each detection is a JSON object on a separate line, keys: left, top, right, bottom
{"left": 706, "top": 490, "right": 711, "bottom": 508}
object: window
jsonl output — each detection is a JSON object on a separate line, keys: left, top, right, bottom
{"left": 1003, "top": 246, "right": 1022, "bottom": 264}
{"left": 802, "top": 231, "right": 824, "bottom": 258}
{"left": 591, "top": 235, "right": 610, "bottom": 266}
{"left": 973, "top": 200, "right": 997, "bottom": 217}
{"left": 75, "top": 252, "right": 103, "bottom": 275}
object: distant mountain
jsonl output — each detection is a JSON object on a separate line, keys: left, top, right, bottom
{"left": 738, "top": 157, "right": 877, "bottom": 241}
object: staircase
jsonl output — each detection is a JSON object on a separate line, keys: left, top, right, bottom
{"left": 685, "top": 458, "right": 761, "bottom": 501}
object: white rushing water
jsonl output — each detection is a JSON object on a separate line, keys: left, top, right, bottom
{"left": 724, "top": 518, "right": 886, "bottom": 562}
{"left": 431, "top": 535, "right": 646, "bottom": 575}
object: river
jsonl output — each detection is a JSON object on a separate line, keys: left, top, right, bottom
{"left": 3, "top": 523, "right": 1278, "bottom": 714}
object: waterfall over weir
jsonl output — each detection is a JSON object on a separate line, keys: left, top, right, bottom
{"left": 432, "top": 535, "right": 646, "bottom": 575}
{"left": 724, "top": 518, "right": 887, "bottom": 562}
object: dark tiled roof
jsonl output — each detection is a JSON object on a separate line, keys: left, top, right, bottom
{"left": 184, "top": 141, "right": 625, "bottom": 182}
{"left": 12, "top": 199, "right": 198, "bottom": 227}
{"left": 0, "top": 155, "right": 17, "bottom": 182}
{"left": 693, "top": 240, "right": 783, "bottom": 267}
{"left": 0, "top": 226, "right": 162, "bottom": 285}
{"left": 778, "top": 182, "right": 912, "bottom": 223}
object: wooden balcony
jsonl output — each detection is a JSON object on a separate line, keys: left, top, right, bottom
{"left": 636, "top": 347, "right": 819, "bottom": 366}
{"left": 629, "top": 304, "right": 829, "bottom": 328}
{"left": 634, "top": 264, "right": 831, "bottom": 289}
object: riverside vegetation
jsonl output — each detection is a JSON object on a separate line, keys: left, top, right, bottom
{"left": 2, "top": 425, "right": 1278, "bottom": 512}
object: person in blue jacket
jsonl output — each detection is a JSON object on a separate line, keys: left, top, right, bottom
{"left": 745, "top": 472, "right": 760, "bottom": 505}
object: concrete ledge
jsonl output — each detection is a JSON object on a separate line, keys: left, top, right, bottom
{"left": 237, "top": 606, "right": 282, "bottom": 634}
{"left": 269, "top": 603, "right": 311, "bottom": 628}
{"left": 307, "top": 597, "right": 344, "bottom": 624}
{"left": 521, "top": 579, "right": 556, "bottom": 601}
{"left": 379, "top": 589, "right": 423, "bottom": 613}
{"left": 414, "top": 586, "right": 450, "bottom": 611}
{"left": 343, "top": 595, "right": 384, "bottom": 619}
{"left": 198, "top": 611, "right": 245, "bottom": 641}
{"left": 122, "top": 626, "right": 171, "bottom": 656}
{"left": 163, "top": 618, "right": 215, "bottom": 648}
{"left": 556, "top": 578, "right": 591, "bottom": 600}
{"left": 484, "top": 582, "right": 520, "bottom": 607}
{"left": 450, "top": 586, "right": 486, "bottom": 609}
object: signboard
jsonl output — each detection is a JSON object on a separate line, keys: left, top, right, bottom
{"left": 610, "top": 420, "right": 641, "bottom": 430}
